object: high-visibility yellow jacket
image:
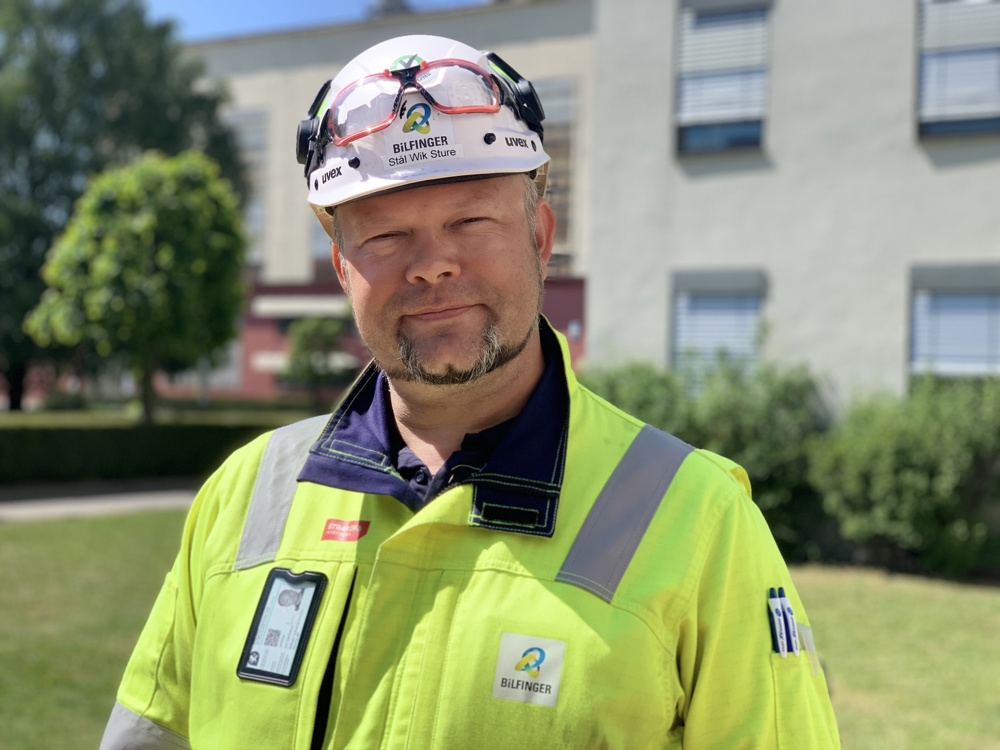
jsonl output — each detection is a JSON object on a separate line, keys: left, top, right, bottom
{"left": 103, "top": 331, "right": 840, "bottom": 750}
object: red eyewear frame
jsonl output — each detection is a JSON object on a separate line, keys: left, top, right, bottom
{"left": 327, "top": 58, "right": 503, "bottom": 147}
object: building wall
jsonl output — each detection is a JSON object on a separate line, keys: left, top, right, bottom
{"left": 589, "top": 0, "right": 1000, "bottom": 406}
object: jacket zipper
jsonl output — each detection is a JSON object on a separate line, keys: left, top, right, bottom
{"left": 311, "top": 568, "right": 358, "bottom": 750}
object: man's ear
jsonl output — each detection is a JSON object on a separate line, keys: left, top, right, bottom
{"left": 332, "top": 242, "right": 350, "bottom": 294}
{"left": 534, "top": 198, "right": 556, "bottom": 279}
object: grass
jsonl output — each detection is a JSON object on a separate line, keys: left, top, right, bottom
{"left": 1, "top": 512, "right": 997, "bottom": 749}
{"left": 794, "top": 565, "right": 1000, "bottom": 750}
{"left": 0, "top": 511, "right": 187, "bottom": 750}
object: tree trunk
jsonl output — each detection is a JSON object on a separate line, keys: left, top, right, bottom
{"left": 138, "top": 365, "right": 157, "bottom": 424}
{"left": 4, "top": 361, "right": 28, "bottom": 411}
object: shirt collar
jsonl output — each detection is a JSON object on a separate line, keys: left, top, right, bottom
{"left": 298, "top": 318, "right": 569, "bottom": 537}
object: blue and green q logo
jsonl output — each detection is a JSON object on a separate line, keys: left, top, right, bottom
{"left": 402, "top": 102, "right": 431, "bottom": 135}
{"left": 514, "top": 647, "right": 546, "bottom": 679}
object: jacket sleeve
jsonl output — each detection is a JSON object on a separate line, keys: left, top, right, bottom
{"left": 101, "top": 437, "right": 266, "bottom": 750}
{"left": 674, "top": 472, "right": 841, "bottom": 749}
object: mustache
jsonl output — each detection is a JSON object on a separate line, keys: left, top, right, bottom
{"left": 391, "top": 284, "right": 483, "bottom": 317}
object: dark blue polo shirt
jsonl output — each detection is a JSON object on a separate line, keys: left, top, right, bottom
{"left": 298, "top": 319, "right": 569, "bottom": 537}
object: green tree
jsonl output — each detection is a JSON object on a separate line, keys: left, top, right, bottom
{"left": 286, "top": 317, "right": 355, "bottom": 409}
{"left": 25, "top": 151, "right": 246, "bottom": 423}
{"left": 0, "top": 0, "right": 245, "bottom": 410}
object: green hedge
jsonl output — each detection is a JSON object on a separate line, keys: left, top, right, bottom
{"left": 0, "top": 424, "right": 274, "bottom": 485}
{"left": 582, "top": 360, "right": 838, "bottom": 563}
{"left": 584, "top": 362, "right": 1000, "bottom": 577}
{"left": 809, "top": 378, "right": 1000, "bottom": 577}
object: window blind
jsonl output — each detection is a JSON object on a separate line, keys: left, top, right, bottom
{"left": 918, "top": 0, "right": 1000, "bottom": 122}
{"left": 676, "top": 8, "right": 769, "bottom": 125}
{"left": 911, "top": 290, "right": 1000, "bottom": 375}
{"left": 673, "top": 292, "right": 762, "bottom": 369}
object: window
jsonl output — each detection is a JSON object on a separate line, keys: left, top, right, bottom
{"left": 671, "top": 270, "right": 767, "bottom": 372}
{"left": 225, "top": 109, "right": 269, "bottom": 265}
{"left": 675, "top": 4, "right": 770, "bottom": 153}
{"left": 911, "top": 266, "right": 1000, "bottom": 375}
{"left": 533, "top": 77, "right": 575, "bottom": 273}
{"left": 918, "top": 0, "right": 1000, "bottom": 137}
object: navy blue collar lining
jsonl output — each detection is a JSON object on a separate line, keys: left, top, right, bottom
{"left": 298, "top": 319, "right": 569, "bottom": 537}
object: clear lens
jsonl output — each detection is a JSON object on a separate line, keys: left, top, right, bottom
{"left": 332, "top": 76, "right": 400, "bottom": 140}
{"left": 417, "top": 65, "right": 497, "bottom": 109}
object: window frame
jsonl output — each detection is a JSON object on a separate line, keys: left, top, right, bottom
{"left": 670, "top": 269, "right": 768, "bottom": 372}
{"left": 674, "top": 4, "right": 771, "bottom": 154}
{"left": 909, "top": 265, "right": 1000, "bottom": 377}
{"left": 916, "top": 0, "right": 1000, "bottom": 138}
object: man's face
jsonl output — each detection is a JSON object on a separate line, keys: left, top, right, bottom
{"left": 332, "top": 175, "right": 554, "bottom": 385}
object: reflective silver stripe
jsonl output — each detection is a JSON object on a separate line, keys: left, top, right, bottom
{"left": 100, "top": 701, "right": 190, "bottom": 750}
{"left": 555, "top": 424, "right": 693, "bottom": 603}
{"left": 234, "top": 415, "right": 329, "bottom": 570}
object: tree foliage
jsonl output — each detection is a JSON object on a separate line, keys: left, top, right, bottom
{"left": 285, "top": 317, "right": 355, "bottom": 408}
{"left": 0, "top": 0, "right": 245, "bottom": 409}
{"left": 25, "top": 151, "right": 246, "bottom": 423}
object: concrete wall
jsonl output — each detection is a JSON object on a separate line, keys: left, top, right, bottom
{"left": 588, "top": 0, "right": 1000, "bottom": 405}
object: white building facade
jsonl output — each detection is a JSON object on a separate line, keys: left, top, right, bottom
{"left": 590, "top": 0, "right": 1000, "bottom": 407}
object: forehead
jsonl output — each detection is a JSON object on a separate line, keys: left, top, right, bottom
{"left": 339, "top": 175, "right": 522, "bottom": 227}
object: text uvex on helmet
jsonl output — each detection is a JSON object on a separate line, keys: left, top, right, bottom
{"left": 296, "top": 35, "right": 550, "bottom": 237}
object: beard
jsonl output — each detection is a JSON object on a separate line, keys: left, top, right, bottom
{"left": 389, "top": 314, "right": 537, "bottom": 386}
{"left": 355, "top": 228, "right": 546, "bottom": 387}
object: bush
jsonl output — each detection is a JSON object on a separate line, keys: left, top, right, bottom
{"left": 0, "top": 423, "right": 273, "bottom": 485}
{"left": 808, "top": 378, "right": 1000, "bottom": 577}
{"left": 581, "top": 359, "right": 836, "bottom": 562}
{"left": 284, "top": 317, "right": 356, "bottom": 409}
{"left": 578, "top": 362, "right": 686, "bottom": 430}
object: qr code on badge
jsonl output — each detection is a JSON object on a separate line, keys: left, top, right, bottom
{"left": 265, "top": 628, "right": 281, "bottom": 647}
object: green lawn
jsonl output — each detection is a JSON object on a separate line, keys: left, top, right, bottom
{"left": 0, "top": 511, "right": 187, "bottom": 750}
{"left": 1, "top": 511, "right": 997, "bottom": 749}
{"left": 794, "top": 565, "right": 1000, "bottom": 750}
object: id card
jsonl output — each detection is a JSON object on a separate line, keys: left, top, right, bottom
{"left": 237, "top": 568, "right": 327, "bottom": 686}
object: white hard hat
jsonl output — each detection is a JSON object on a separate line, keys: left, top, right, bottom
{"left": 296, "top": 35, "right": 550, "bottom": 236}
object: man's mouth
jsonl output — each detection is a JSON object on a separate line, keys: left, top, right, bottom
{"left": 404, "top": 304, "right": 478, "bottom": 322}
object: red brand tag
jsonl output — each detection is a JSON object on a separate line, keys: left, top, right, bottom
{"left": 322, "top": 519, "right": 370, "bottom": 542}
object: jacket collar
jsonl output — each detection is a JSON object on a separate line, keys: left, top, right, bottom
{"left": 298, "top": 317, "right": 570, "bottom": 537}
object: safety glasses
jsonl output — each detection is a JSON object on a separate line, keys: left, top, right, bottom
{"left": 327, "top": 58, "right": 503, "bottom": 147}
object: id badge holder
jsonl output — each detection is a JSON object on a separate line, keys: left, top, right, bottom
{"left": 237, "top": 568, "right": 328, "bottom": 687}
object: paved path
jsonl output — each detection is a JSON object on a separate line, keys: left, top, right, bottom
{"left": 0, "top": 479, "right": 197, "bottom": 522}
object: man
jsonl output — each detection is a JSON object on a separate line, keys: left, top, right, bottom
{"left": 103, "top": 35, "right": 840, "bottom": 749}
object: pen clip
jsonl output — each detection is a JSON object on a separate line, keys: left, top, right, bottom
{"left": 767, "top": 587, "right": 787, "bottom": 657}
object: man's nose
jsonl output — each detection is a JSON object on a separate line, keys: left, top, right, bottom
{"left": 404, "top": 233, "right": 461, "bottom": 285}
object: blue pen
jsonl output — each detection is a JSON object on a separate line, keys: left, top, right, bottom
{"left": 778, "top": 587, "right": 800, "bottom": 656}
{"left": 767, "top": 587, "right": 787, "bottom": 657}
